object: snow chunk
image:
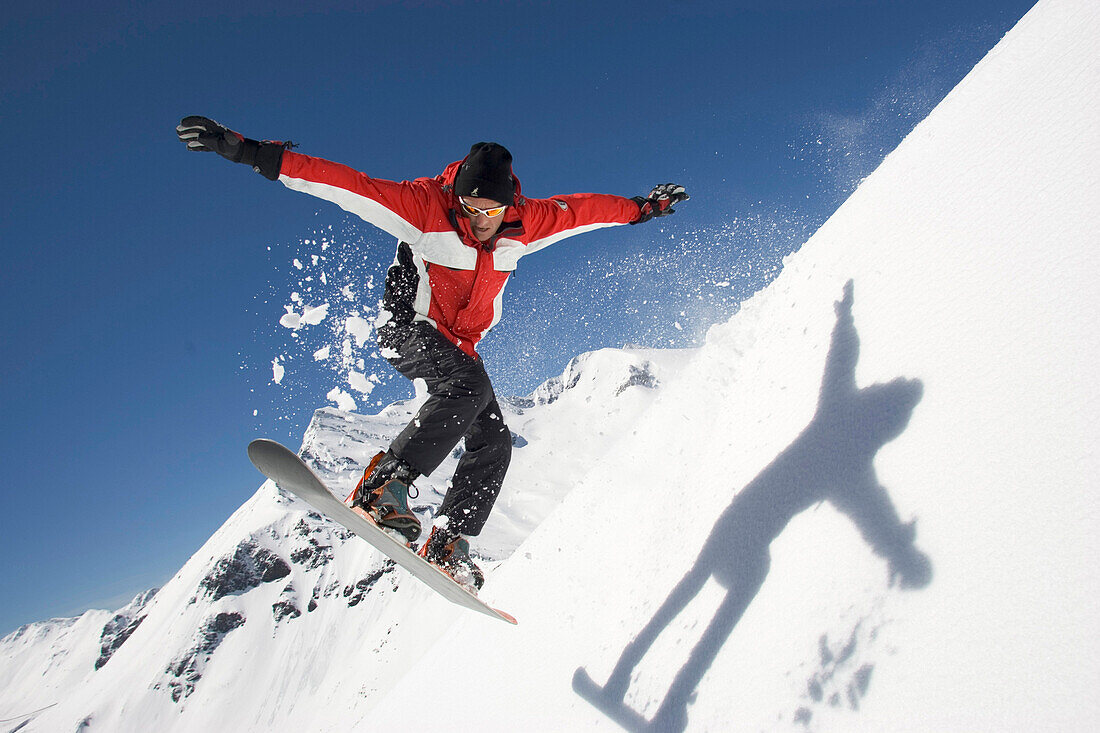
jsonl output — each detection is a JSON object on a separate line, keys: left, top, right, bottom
{"left": 345, "top": 316, "right": 372, "bottom": 348}
{"left": 279, "top": 303, "right": 330, "bottom": 330}
{"left": 326, "top": 387, "right": 357, "bottom": 411}
{"left": 301, "top": 303, "right": 330, "bottom": 326}
{"left": 348, "top": 370, "right": 376, "bottom": 395}
{"left": 278, "top": 309, "right": 301, "bottom": 330}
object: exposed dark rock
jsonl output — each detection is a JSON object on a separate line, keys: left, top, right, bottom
{"left": 309, "top": 578, "right": 343, "bottom": 613}
{"left": 93, "top": 588, "right": 158, "bottom": 671}
{"left": 198, "top": 541, "right": 291, "bottom": 602}
{"left": 290, "top": 536, "right": 335, "bottom": 570}
{"left": 614, "top": 363, "right": 659, "bottom": 395}
{"left": 343, "top": 562, "right": 395, "bottom": 607}
{"left": 530, "top": 364, "right": 584, "bottom": 406}
{"left": 272, "top": 601, "right": 301, "bottom": 623}
{"left": 273, "top": 583, "right": 302, "bottom": 623}
{"left": 847, "top": 664, "right": 874, "bottom": 710}
{"left": 95, "top": 615, "right": 145, "bottom": 671}
{"left": 163, "top": 612, "right": 245, "bottom": 703}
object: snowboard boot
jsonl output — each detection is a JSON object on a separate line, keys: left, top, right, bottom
{"left": 418, "top": 526, "right": 485, "bottom": 592}
{"left": 346, "top": 451, "right": 422, "bottom": 543}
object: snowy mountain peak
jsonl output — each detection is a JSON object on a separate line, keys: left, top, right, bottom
{"left": 520, "top": 347, "right": 675, "bottom": 408}
{"left": 93, "top": 588, "right": 159, "bottom": 671}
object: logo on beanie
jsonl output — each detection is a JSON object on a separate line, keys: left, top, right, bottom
{"left": 471, "top": 187, "right": 480, "bottom": 196}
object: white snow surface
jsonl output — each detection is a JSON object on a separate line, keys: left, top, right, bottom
{"left": 3, "top": 0, "right": 1098, "bottom": 729}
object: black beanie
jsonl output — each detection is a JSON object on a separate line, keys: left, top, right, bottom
{"left": 454, "top": 142, "right": 515, "bottom": 206}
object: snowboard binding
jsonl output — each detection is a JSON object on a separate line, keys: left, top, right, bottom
{"left": 346, "top": 451, "right": 422, "bottom": 543}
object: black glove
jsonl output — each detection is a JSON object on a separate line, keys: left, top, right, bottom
{"left": 176, "top": 116, "right": 290, "bottom": 181}
{"left": 176, "top": 116, "right": 248, "bottom": 159}
{"left": 631, "top": 183, "right": 689, "bottom": 224}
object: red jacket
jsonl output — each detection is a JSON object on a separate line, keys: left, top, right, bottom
{"left": 278, "top": 150, "right": 641, "bottom": 357}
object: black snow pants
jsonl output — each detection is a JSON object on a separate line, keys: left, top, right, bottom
{"left": 379, "top": 321, "right": 512, "bottom": 537}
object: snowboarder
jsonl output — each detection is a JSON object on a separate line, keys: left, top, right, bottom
{"left": 177, "top": 116, "right": 689, "bottom": 589}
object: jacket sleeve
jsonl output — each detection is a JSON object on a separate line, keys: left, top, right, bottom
{"left": 519, "top": 193, "right": 642, "bottom": 255}
{"left": 277, "top": 150, "right": 433, "bottom": 242}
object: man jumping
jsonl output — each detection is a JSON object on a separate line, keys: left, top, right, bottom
{"left": 177, "top": 116, "right": 689, "bottom": 590}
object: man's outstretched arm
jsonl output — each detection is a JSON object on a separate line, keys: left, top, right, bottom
{"left": 176, "top": 116, "right": 431, "bottom": 242}
{"left": 519, "top": 182, "right": 690, "bottom": 257}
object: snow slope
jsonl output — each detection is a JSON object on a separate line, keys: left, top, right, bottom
{"left": 5, "top": 0, "right": 1097, "bottom": 730}
{"left": 364, "top": 0, "right": 1099, "bottom": 730}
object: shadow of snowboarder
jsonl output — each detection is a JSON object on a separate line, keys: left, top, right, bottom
{"left": 574, "top": 280, "right": 932, "bottom": 731}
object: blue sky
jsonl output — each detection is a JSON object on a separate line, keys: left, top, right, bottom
{"left": 0, "top": 0, "right": 1035, "bottom": 634}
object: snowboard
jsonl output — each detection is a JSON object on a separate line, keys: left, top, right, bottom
{"left": 247, "top": 438, "right": 517, "bottom": 625}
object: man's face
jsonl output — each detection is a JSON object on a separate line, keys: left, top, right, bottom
{"left": 460, "top": 196, "right": 508, "bottom": 242}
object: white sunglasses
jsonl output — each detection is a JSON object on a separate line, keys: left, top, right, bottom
{"left": 459, "top": 197, "right": 508, "bottom": 218}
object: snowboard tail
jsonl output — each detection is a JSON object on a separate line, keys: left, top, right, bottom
{"left": 247, "top": 438, "right": 516, "bottom": 624}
